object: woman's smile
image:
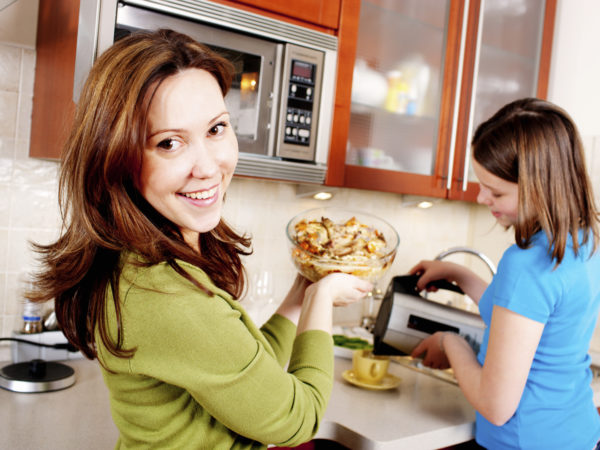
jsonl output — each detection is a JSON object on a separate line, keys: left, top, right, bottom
{"left": 179, "top": 185, "right": 219, "bottom": 202}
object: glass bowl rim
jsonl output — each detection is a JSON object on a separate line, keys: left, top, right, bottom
{"left": 285, "top": 207, "right": 400, "bottom": 262}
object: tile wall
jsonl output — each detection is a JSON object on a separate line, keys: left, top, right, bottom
{"left": 1, "top": 26, "right": 599, "bottom": 362}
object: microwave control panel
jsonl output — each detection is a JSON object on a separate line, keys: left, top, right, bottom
{"left": 277, "top": 45, "right": 324, "bottom": 161}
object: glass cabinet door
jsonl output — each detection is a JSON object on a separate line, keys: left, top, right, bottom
{"left": 345, "top": 0, "right": 450, "bottom": 175}
{"left": 459, "top": 0, "right": 548, "bottom": 187}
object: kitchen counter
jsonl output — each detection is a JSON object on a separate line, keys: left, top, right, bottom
{"left": 0, "top": 359, "right": 118, "bottom": 449}
{"left": 1, "top": 358, "right": 599, "bottom": 450}
{"left": 316, "top": 356, "right": 474, "bottom": 449}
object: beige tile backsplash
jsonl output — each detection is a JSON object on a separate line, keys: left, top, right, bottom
{"left": 1, "top": 39, "right": 599, "bottom": 362}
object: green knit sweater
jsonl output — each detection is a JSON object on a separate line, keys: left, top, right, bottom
{"left": 96, "top": 254, "right": 334, "bottom": 449}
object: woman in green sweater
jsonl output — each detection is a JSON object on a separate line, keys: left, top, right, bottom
{"left": 28, "top": 29, "right": 372, "bottom": 449}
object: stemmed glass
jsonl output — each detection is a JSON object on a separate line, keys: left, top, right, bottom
{"left": 360, "top": 284, "right": 384, "bottom": 332}
{"left": 245, "top": 270, "right": 275, "bottom": 325}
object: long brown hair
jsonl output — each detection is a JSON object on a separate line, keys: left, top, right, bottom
{"left": 472, "top": 97, "right": 599, "bottom": 264}
{"left": 29, "top": 30, "right": 251, "bottom": 360}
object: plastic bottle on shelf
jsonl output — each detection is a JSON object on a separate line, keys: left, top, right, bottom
{"left": 384, "top": 70, "right": 409, "bottom": 114}
{"left": 21, "top": 299, "right": 43, "bottom": 334}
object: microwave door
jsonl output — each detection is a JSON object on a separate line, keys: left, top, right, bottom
{"left": 214, "top": 44, "right": 280, "bottom": 157}
{"left": 114, "top": 4, "right": 279, "bottom": 157}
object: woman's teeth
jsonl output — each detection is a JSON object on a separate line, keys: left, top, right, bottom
{"left": 182, "top": 187, "right": 217, "bottom": 200}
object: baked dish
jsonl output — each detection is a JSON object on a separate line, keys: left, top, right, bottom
{"left": 286, "top": 208, "right": 399, "bottom": 282}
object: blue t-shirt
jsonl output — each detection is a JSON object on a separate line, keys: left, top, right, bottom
{"left": 476, "top": 231, "right": 600, "bottom": 449}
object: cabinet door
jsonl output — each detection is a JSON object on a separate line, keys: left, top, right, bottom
{"left": 335, "top": 0, "right": 555, "bottom": 201}
{"left": 340, "top": 0, "right": 464, "bottom": 197}
{"left": 448, "top": 0, "right": 556, "bottom": 201}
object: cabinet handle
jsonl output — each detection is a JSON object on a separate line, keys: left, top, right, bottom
{"left": 461, "top": 0, "right": 485, "bottom": 192}
{"left": 446, "top": 0, "right": 471, "bottom": 190}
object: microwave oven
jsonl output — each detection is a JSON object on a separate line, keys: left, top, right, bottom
{"left": 73, "top": 0, "right": 338, "bottom": 183}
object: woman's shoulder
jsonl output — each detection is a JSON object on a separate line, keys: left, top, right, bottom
{"left": 497, "top": 234, "right": 556, "bottom": 281}
{"left": 119, "top": 252, "right": 231, "bottom": 301}
{"left": 499, "top": 231, "right": 599, "bottom": 278}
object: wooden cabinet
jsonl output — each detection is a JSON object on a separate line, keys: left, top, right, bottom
{"left": 326, "top": 0, "right": 557, "bottom": 202}
{"left": 231, "top": 0, "right": 342, "bottom": 29}
{"left": 30, "top": 0, "right": 79, "bottom": 159}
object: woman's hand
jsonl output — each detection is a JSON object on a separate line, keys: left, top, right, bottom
{"left": 306, "top": 273, "right": 373, "bottom": 307}
{"left": 275, "top": 273, "right": 372, "bottom": 328}
{"left": 411, "top": 332, "right": 450, "bottom": 370}
{"left": 410, "top": 259, "right": 489, "bottom": 304}
{"left": 296, "top": 273, "right": 372, "bottom": 335}
{"left": 409, "top": 260, "right": 463, "bottom": 292}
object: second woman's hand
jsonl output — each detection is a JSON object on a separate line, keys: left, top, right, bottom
{"left": 411, "top": 331, "right": 450, "bottom": 370}
{"left": 409, "top": 260, "right": 488, "bottom": 304}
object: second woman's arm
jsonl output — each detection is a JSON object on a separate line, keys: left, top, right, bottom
{"left": 444, "top": 305, "right": 544, "bottom": 425}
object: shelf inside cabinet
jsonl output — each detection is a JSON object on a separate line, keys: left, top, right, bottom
{"left": 363, "top": 0, "right": 447, "bottom": 31}
{"left": 347, "top": 103, "right": 438, "bottom": 175}
{"left": 351, "top": 102, "right": 437, "bottom": 122}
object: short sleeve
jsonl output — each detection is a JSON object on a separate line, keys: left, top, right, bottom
{"left": 491, "top": 244, "right": 560, "bottom": 324}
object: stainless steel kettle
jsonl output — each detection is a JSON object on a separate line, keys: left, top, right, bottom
{"left": 372, "top": 275, "right": 485, "bottom": 356}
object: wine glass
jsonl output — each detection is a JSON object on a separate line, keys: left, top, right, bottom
{"left": 360, "top": 284, "right": 384, "bottom": 332}
{"left": 245, "top": 270, "right": 275, "bottom": 325}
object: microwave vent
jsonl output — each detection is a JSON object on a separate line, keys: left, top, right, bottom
{"left": 124, "top": 0, "right": 338, "bottom": 51}
{"left": 235, "top": 153, "right": 326, "bottom": 184}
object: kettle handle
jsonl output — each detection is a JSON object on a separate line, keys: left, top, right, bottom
{"left": 402, "top": 274, "right": 464, "bottom": 295}
{"left": 427, "top": 278, "right": 464, "bottom": 295}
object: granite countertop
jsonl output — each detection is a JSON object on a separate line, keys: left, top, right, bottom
{"left": 0, "top": 357, "right": 598, "bottom": 449}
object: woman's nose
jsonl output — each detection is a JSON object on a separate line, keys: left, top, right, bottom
{"left": 190, "top": 145, "right": 218, "bottom": 179}
{"left": 477, "top": 187, "right": 490, "bottom": 206}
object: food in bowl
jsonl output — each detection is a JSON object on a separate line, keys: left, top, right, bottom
{"left": 287, "top": 208, "right": 399, "bottom": 282}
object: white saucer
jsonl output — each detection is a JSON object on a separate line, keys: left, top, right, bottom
{"left": 342, "top": 369, "right": 401, "bottom": 390}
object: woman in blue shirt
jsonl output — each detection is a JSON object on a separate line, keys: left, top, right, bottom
{"left": 411, "top": 98, "right": 600, "bottom": 449}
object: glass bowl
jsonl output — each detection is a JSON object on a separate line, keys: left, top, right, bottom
{"left": 286, "top": 207, "right": 399, "bottom": 283}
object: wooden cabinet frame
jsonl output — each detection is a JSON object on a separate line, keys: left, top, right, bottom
{"left": 328, "top": 0, "right": 557, "bottom": 203}
{"left": 448, "top": 0, "right": 556, "bottom": 202}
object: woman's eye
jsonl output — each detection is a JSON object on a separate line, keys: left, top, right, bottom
{"left": 208, "top": 122, "right": 227, "bottom": 136}
{"left": 156, "top": 138, "right": 180, "bottom": 151}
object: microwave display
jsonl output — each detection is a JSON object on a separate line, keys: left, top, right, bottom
{"left": 291, "top": 60, "right": 314, "bottom": 83}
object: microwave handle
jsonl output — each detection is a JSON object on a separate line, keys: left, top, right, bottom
{"left": 266, "top": 43, "right": 285, "bottom": 157}
{"left": 72, "top": 0, "right": 103, "bottom": 103}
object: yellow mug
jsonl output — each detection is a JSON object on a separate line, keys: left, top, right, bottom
{"left": 352, "top": 349, "right": 390, "bottom": 384}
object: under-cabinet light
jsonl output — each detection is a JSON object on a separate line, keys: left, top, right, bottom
{"left": 313, "top": 192, "right": 333, "bottom": 200}
{"left": 295, "top": 183, "right": 336, "bottom": 200}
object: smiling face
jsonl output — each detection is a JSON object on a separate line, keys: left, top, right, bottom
{"left": 473, "top": 159, "right": 519, "bottom": 228}
{"left": 139, "top": 68, "right": 238, "bottom": 250}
